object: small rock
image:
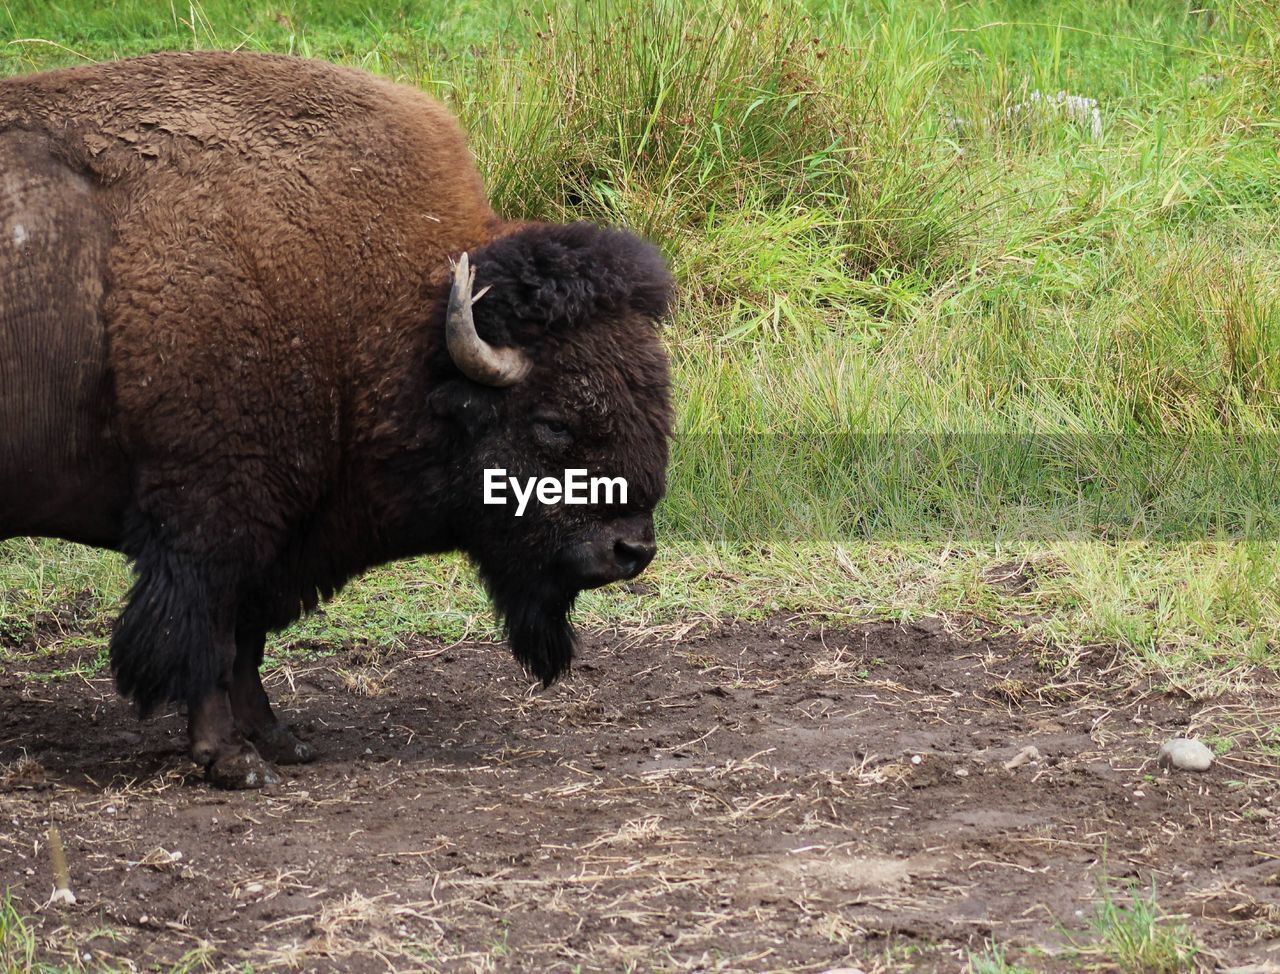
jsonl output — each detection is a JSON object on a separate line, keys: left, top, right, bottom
{"left": 953, "top": 767, "right": 969, "bottom": 778}
{"left": 1003, "top": 745, "right": 1042, "bottom": 770}
{"left": 1158, "top": 738, "right": 1214, "bottom": 772}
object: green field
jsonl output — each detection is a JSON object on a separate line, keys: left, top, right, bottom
{"left": 1, "top": 0, "right": 1277, "bottom": 681}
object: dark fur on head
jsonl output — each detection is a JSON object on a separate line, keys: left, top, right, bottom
{"left": 467, "top": 222, "right": 674, "bottom": 348}
{"left": 482, "top": 562, "right": 579, "bottom": 686}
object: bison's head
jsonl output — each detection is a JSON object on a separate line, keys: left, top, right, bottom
{"left": 426, "top": 223, "right": 673, "bottom": 686}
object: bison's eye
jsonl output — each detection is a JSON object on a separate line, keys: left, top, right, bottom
{"left": 532, "top": 415, "right": 573, "bottom": 448}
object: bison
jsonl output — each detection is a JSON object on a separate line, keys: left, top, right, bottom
{"left": 0, "top": 52, "right": 673, "bottom": 788}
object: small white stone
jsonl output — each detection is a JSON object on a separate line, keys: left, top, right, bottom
{"left": 1159, "top": 738, "right": 1214, "bottom": 772}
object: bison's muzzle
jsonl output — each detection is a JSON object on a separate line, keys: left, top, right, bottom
{"left": 557, "top": 514, "right": 657, "bottom": 589}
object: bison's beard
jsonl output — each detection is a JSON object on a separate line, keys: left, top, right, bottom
{"left": 478, "top": 564, "right": 578, "bottom": 686}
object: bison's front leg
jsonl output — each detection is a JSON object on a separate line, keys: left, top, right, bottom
{"left": 189, "top": 682, "right": 280, "bottom": 789}
{"left": 229, "top": 628, "right": 316, "bottom": 765}
{"left": 109, "top": 543, "right": 280, "bottom": 789}
{"left": 188, "top": 616, "right": 282, "bottom": 789}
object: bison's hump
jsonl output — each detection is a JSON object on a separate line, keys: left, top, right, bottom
{"left": 0, "top": 51, "right": 472, "bottom": 194}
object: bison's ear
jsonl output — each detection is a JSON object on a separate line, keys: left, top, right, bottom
{"left": 467, "top": 223, "right": 674, "bottom": 344}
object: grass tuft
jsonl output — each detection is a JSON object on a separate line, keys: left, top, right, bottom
{"left": 0, "top": 892, "right": 36, "bottom": 974}
{"left": 966, "top": 939, "right": 1035, "bottom": 974}
{"left": 1086, "top": 882, "right": 1202, "bottom": 974}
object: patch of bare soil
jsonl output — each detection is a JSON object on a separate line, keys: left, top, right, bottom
{"left": 2, "top": 616, "right": 1278, "bottom": 972}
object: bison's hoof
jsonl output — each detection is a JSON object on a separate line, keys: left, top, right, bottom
{"left": 250, "top": 724, "right": 317, "bottom": 765}
{"left": 206, "top": 747, "right": 282, "bottom": 790}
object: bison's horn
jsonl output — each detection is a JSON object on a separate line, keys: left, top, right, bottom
{"left": 445, "top": 252, "right": 531, "bottom": 387}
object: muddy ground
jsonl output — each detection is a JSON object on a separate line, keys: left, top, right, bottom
{"left": 2, "top": 610, "right": 1278, "bottom": 972}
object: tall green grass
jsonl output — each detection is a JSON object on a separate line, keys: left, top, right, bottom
{"left": 1, "top": 0, "right": 1278, "bottom": 673}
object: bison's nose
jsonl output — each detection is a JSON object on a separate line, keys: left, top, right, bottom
{"left": 613, "top": 538, "right": 656, "bottom": 578}
{"left": 557, "top": 522, "right": 658, "bottom": 590}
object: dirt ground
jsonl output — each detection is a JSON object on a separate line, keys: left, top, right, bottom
{"left": 2, "top": 607, "right": 1278, "bottom": 972}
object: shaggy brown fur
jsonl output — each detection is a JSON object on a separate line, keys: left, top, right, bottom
{"left": 0, "top": 52, "right": 673, "bottom": 788}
